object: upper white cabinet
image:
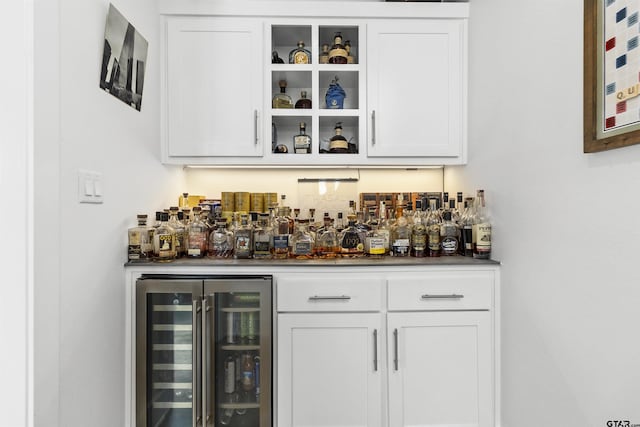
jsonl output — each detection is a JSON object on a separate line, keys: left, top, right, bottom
{"left": 368, "top": 19, "right": 466, "bottom": 159}
{"left": 159, "top": 2, "right": 468, "bottom": 166}
{"left": 162, "top": 17, "right": 263, "bottom": 158}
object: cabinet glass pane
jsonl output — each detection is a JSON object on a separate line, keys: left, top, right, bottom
{"left": 147, "top": 292, "right": 194, "bottom": 426}
{"left": 272, "top": 25, "right": 313, "bottom": 64}
{"left": 214, "top": 291, "right": 263, "bottom": 426}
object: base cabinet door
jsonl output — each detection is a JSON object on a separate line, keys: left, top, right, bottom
{"left": 277, "top": 313, "right": 383, "bottom": 427}
{"left": 387, "top": 311, "right": 493, "bottom": 427}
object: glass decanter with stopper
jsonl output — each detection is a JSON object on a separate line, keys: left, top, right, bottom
{"left": 209, "top": 219, "right": 234, "bottom": 258}
{"left": 272, "top": 80, "right": 293, "bottom": 109}
{"left": 329, "top": 32, "right": 348, "bottom": 64}
{"left": 289, "top": 40, "right": 311, "bottom": 64}
{"left": 316, "top": 214, "right": 340, "bottom": 258}
{"left": 290, "top": 219, "right": 315, "bottom": 259}
{"left": 186, "top": 206, "right": 208, "bottom": 258}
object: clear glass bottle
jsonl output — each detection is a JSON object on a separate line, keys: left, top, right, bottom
{"left": 319, "top": 43, "right": 330, "bottom": 64}
{"left": 440, "top": 210, "right": 460, "bottom": 256}
{"left": 293, "top": 122, "right": 312, "bottom": 154}
{"left": 391, "top": 205, "right": 411, "bottom": 257}
{"left": 411, "top": 202, "right": 427, "bottom": 258}
{"left": 234, "top": 214, "right": 253, "bottom": 259}
{"left": 335, "top": 212, "right": 345, "bottom": 232}
{"left": 426, "top": 199, "right": 442, "bottom": 257}
{"left": 128, "top": 214, "right": 152, "bottom": 262}
{"left": 473, "top": 189, "right": 492, "bottom": 259}
{"left": 317, "top": 216, "right": 340, "bottom": 258}
{"left": 377, "top": 201, "right": 391, "bottom": 255}
{"left": 329, "top": 32, "right": 348, "bottom": 64}
{"left": 209, "top": 219, "right": 234, "bottom": 258}
{"left": 186, "top": 206, "right": 208, "bottom": 258}
{"left": 328, "top": 122, "right": 349, "bottom": 153}
{"left": 460, "top": 197, "right": 475, "bottom": 257}
{"left": 295, "top": 91, "right": 312, "bottom": 109}
{"left": 289, "top": 40, "right": 311, "bottom": 64}
{"left": 344, "top": 40, "right": 355, "bottom": 64}
{"left": 339, "top": 216, "right": 365, "bottom": 257}
{"left": 290, "top": 219, "right": 315, "bottom": 259}
{"left": 169, "top": 207, "right": 186, "bottom": 258}
{"left": 273, "top": 207, "right": 291, "bottom": 259}
{"left": 153, "top": 212, "right": 176, "bottom": 262}
{"left": 365, "top": 221, "right": 386, "bottom": 257}
{"left": 272, "top": 80, "right": 293, "bottom": 109}
{"left": 253, "top": 213, "right": 273, "bottom": 259}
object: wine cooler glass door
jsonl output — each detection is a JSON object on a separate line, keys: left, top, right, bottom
{"left": 137, "top": 279, "right": 203, "bottom": 427}
{"left": 203, "top": 277, "right": 272, "bottom": 427}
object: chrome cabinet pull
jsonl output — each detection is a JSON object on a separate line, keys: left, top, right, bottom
{"left": 192, "top": 300, "right": 201, "bottom": 427}
{"left": 371, "top": 110, "right": 376, "bottom": 146}
{"left": 254, "top": 110, "right": 259, "bottom": 145}
{"left": 421, "top": 294, "right": 465, "bottom": 300}
{"left": 373, "top": 329, "right": 378, "bottom": 372}
{"left": 393, "top": 328, "right": 399, "bottom": 371}
{"left": 308, "top": 295, "right": 352, "bottom": 301}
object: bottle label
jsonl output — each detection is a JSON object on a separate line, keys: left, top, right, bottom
{"left": 293, "top": 51, "right": 309, "bottom": 64}
{"left": 412, "top": 234, "right": 427, "bottom": 250}
{"left": 367, "top": 237, "right": 385, "bottom": 255}
{"left": 158, "top": 234, "right": 173, "bottom": 251}
{"left": 441, "top": 236, "right": 459, "bottom": 254}
{"left": 187, "top": 248, "right": 202, "bottom": 256}
{"left": 273, "top": 235, "right": 289, "bottom": 250}
{"left": 294, "top": 241, "right": 312, "bottom": 255}
{"left": 235, "top": 235, "right": 251, "bottom": 251}
{"left": 341, "top": 232, "right": 363, "bottom": 251}
{"left": 474, "top": 223, "right": 492, "bottom": 250}
{"left": 428, "top": 228, "right": 440, "bottom": 251}
{"left": 329, "top": 48, "right": 348, "bottom": 60}
{"left": 254, "top": 241, "right": 271, "bottom": 254}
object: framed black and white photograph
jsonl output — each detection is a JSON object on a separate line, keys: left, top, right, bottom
{"left": 99, "top": 3, "right": 148, "bottom": 111}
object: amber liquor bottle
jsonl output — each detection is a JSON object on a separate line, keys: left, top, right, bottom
{"left": 329, "top": 32, "right": 348, "bottom": 64}
{"left": 289, "top": 40, "right": 311, "bottom": 64}
{"left": 295, "top": 91, "right": 312, "bottom": 109}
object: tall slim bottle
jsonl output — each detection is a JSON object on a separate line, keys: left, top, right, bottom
{"left": 473, "top": 190, "right": 492, "bottom": 259}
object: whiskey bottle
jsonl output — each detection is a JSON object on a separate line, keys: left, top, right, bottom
{"left": 272, "top": 80, "right": 293, "bottom": 109}
{"left": 473, "top": 190, "right": 492, "bottom": 259}
{"left": 253, "top": 213, "right": 273, "bottom": 259}
{"left": 391, "top": 205, "right": 411, "bottom": 257}
{"left": 271, "top": 51, "right": 284, "bottom": 64}
{"left": 329, "top": 32, "right": 348, "bottom": 64}
{"left": 294, "top": 91, "right": 312, "bottom": 109}
{"left": 328, "top": 122, "right": 349, "bottom": 153}
{"left": 289, "top": 40, "right": 311, "bottom": 64}
{"left": 153, "top": 212, "right": 176, "bottom": 262}
{"left": 128, "top": 214, "right": 151, "bottom": 262}
{"left": 319, "top": 43, "right": 330, "bottom": 64}
{"left": 344, "top": 40, "right": 355, "bottom": 64}
{"left": 209, "top": 219, "right": 234, "bottom": 258}
{"left": 169, "top": 207, "right": 186, "bottom": 258}
{"left": 460, "top": 197, "right": 475, "bottom": 257}
{"left": 440, "top": 210, "right": 460, "bottom": 256}
{"left": 377, "top": 201, "right": 391, "bottom": 255}
{"left": 186, "top": 206, "right": 208, "bottom": 258}
{"left": 293, "top": 122, "right": 312, "bottom": 154}
{"left": 290, "top": 219, "right": 315, "bottom": 259}
{"left": 410, "top": 202, "right": 427, "bottom": 257}
{"left": 316, "top": 216, "right": 340, "bottom": 258}
{"left": 273, "top": 207, "right": 291, "bottom": 259}
{"left": 339, "top": 217, "right": 365, "bottom": 257}
{"left": 234, "top": 214, "right": 253, "bottom": 259}
{"left": 365, "top": 221, "right": 386, "bottom": 257}
{"left": 427, "top": 199, "right": 441, "bottom": 257}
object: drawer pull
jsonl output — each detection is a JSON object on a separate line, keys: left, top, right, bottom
{"left": 308, "top": 295, "right": 352, "bottom": 301}
{"left": 421, "top": 294, "right": 465, "bottom": 300}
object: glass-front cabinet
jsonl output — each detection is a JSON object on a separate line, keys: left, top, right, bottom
{"left": 136, "top": 276, "right": 272, "bottom": 427}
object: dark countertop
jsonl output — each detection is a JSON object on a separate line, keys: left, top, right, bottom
{"left": 126, "top": 255, "right": 500, "bottom": 268}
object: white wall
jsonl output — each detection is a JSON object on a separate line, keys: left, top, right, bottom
{"left": 446, "top": 0, "right": 640, "bottom": 425}
{"left": 38, "top": 1, "right": 183, "bottom": 426}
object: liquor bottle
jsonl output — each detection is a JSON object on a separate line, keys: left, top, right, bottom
{"left": 427, "top": 199, "right": 441, "bottom": 257}
{"left": 411, "top": 202, "right": 427, "bottom": 257}
{"left": 329, "top": 32, "right": 348, "bottom": 64}
{"left": 234, "top": 214, "right": 253, "bottom": 259}
{"left": 377, "top": 201, "right": 391, "bottom": 255}
{"left": 273, "top": 207, "right": 291, "bottom": 259}
{"left": 272, "top": 80, "right": 293, "bottom": 109}
{"left": 455, "top": 192, "right": 464, "bottom": 223}
{"left": 271, "top": 51, "right": 284, "bottom": 64}
{"left": 153, "top": 212, "right": 176, "bottom": 262}
{"left": 473, "top": 189, "right": 492, "bottom": 259}
{"left": 335, "top": 212, "right": 345, "bottom": 232}
{"left": 344, "top": 40, "right": 355, "bottom": 64}
{"left": 294, "top": 91, "right": 312, "bottom": 109}
{"left": 391, "top": 204, "right": 411, "bottom": 257}
{"left": 290, "top": 219, "right": 315, "bottom": 259}
{"left": 169, "top": 207, "right": 186, "bottom": 258}
{"left": 186, "top": 206, "right": 208, "bottom": 258}
{"left": 339, "top": 216, "right": 365, "bottom": 257}
{"left": 181, "top": 207, "right": 191, "bottom": 226}
{"left": 224, "top": 356, "right": 235, "bottom": 395}
{"left": 316, "top": 216, "right": 340, "bottom": 258}
{"left": 365, "top": 220, "right": 386, "bottom": 257}
{"left": 253, "top": 213, "right": 273, "bottom": 259}
{"left": 128, "top": 214, "right": 152, "bottom": 262}
{"left": 209, "top": 219, "right": 234, "bottom": 258}
{"left": 440, "top": 210, "right": 460, "bottom": 256}
{"left": 293, "top": 122, "right": 312, "bottom": 154}
{"left": 328, "top": 122, "right": 349, "bottom": 153}
{"left": 460, "top": 197, "right": 475, "bottom": 257}
{"left": 240, "top": 353, "right": 255, "bottom": 392}
{"left": 319, "top": 43, "right": 330, "bottom": 64}
{"left": 289, "top": 40, "right": 311, "bottom": 64}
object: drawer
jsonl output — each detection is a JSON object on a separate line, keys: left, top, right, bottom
{"left": 277, "top": 275, "right": 384, "bottom": 312}
{"left": 388, "top": 271, "right": 494, "bottom": 311}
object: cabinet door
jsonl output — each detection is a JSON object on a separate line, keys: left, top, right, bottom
{"left": 387, "top": 311, "right": 493, "bottom": 427}
{"left": 277, "top": 313, "right": 383, "bottom": 427}
{"left": 164, "top": 17, "right": 263, "bottom": 158}
{"left": 367, "top": 20, "right": 466, "bottom": 159}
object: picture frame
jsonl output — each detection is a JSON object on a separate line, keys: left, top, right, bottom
{"left": 584, "top": 0, "right": 640, "bottom": 152}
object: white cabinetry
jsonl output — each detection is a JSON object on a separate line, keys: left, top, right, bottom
{"left": 162, "top": 17, "right": 263, "bottom": 159}
{"left": 368, "top": 19, "right": 467, "bottom": 160}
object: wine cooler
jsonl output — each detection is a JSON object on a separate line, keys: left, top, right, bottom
{"left": 136, "top": 275, "right": 272, "bottom": 427}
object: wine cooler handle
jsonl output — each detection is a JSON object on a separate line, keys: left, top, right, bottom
{"left": 192, "top": 300, "right": 202, "bottom": 427}
{"left": 373, "top": 329, "right": 378, "bottom": 372}
{"left": 202, "top": 297, "right": 211, "bottom": 426}
{"left": 421, "top": 294, "right": 465, "bottom": 300}
{"left": 393, "top": 328, "right": 399, "bottom": 371}
{"left": 308, "top": 295, "right": 351, "bottom": 301}
{"left": 254, "top": 110, "right": 259, "bottom": 145}
{"left": 371, "top": 110, "right": 376, "bottom": 146}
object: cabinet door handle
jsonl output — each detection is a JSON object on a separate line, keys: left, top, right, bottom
{"left": 308, "top": 295, "right": 352, "bottom": 301}
{"left": 192, "top": 300, "right": 201, "bottom": 427}
{"left": 371, "top": 110, "right": 376, "bottom": 146}
{"left": 373, "top": 329, "right": 378, "bottom": 372}
{"left": 254, "top": 110, "right": 259, "bottom": 145}
{"left": 421, "top": 294, "right": 465, "bottom": 300}
{"left": 393, "top": 328, "right": 399, "bottom": 371}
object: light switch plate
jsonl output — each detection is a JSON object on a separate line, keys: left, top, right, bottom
{"left": 78, "top": 170, "right": 104, "bottom": 204}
